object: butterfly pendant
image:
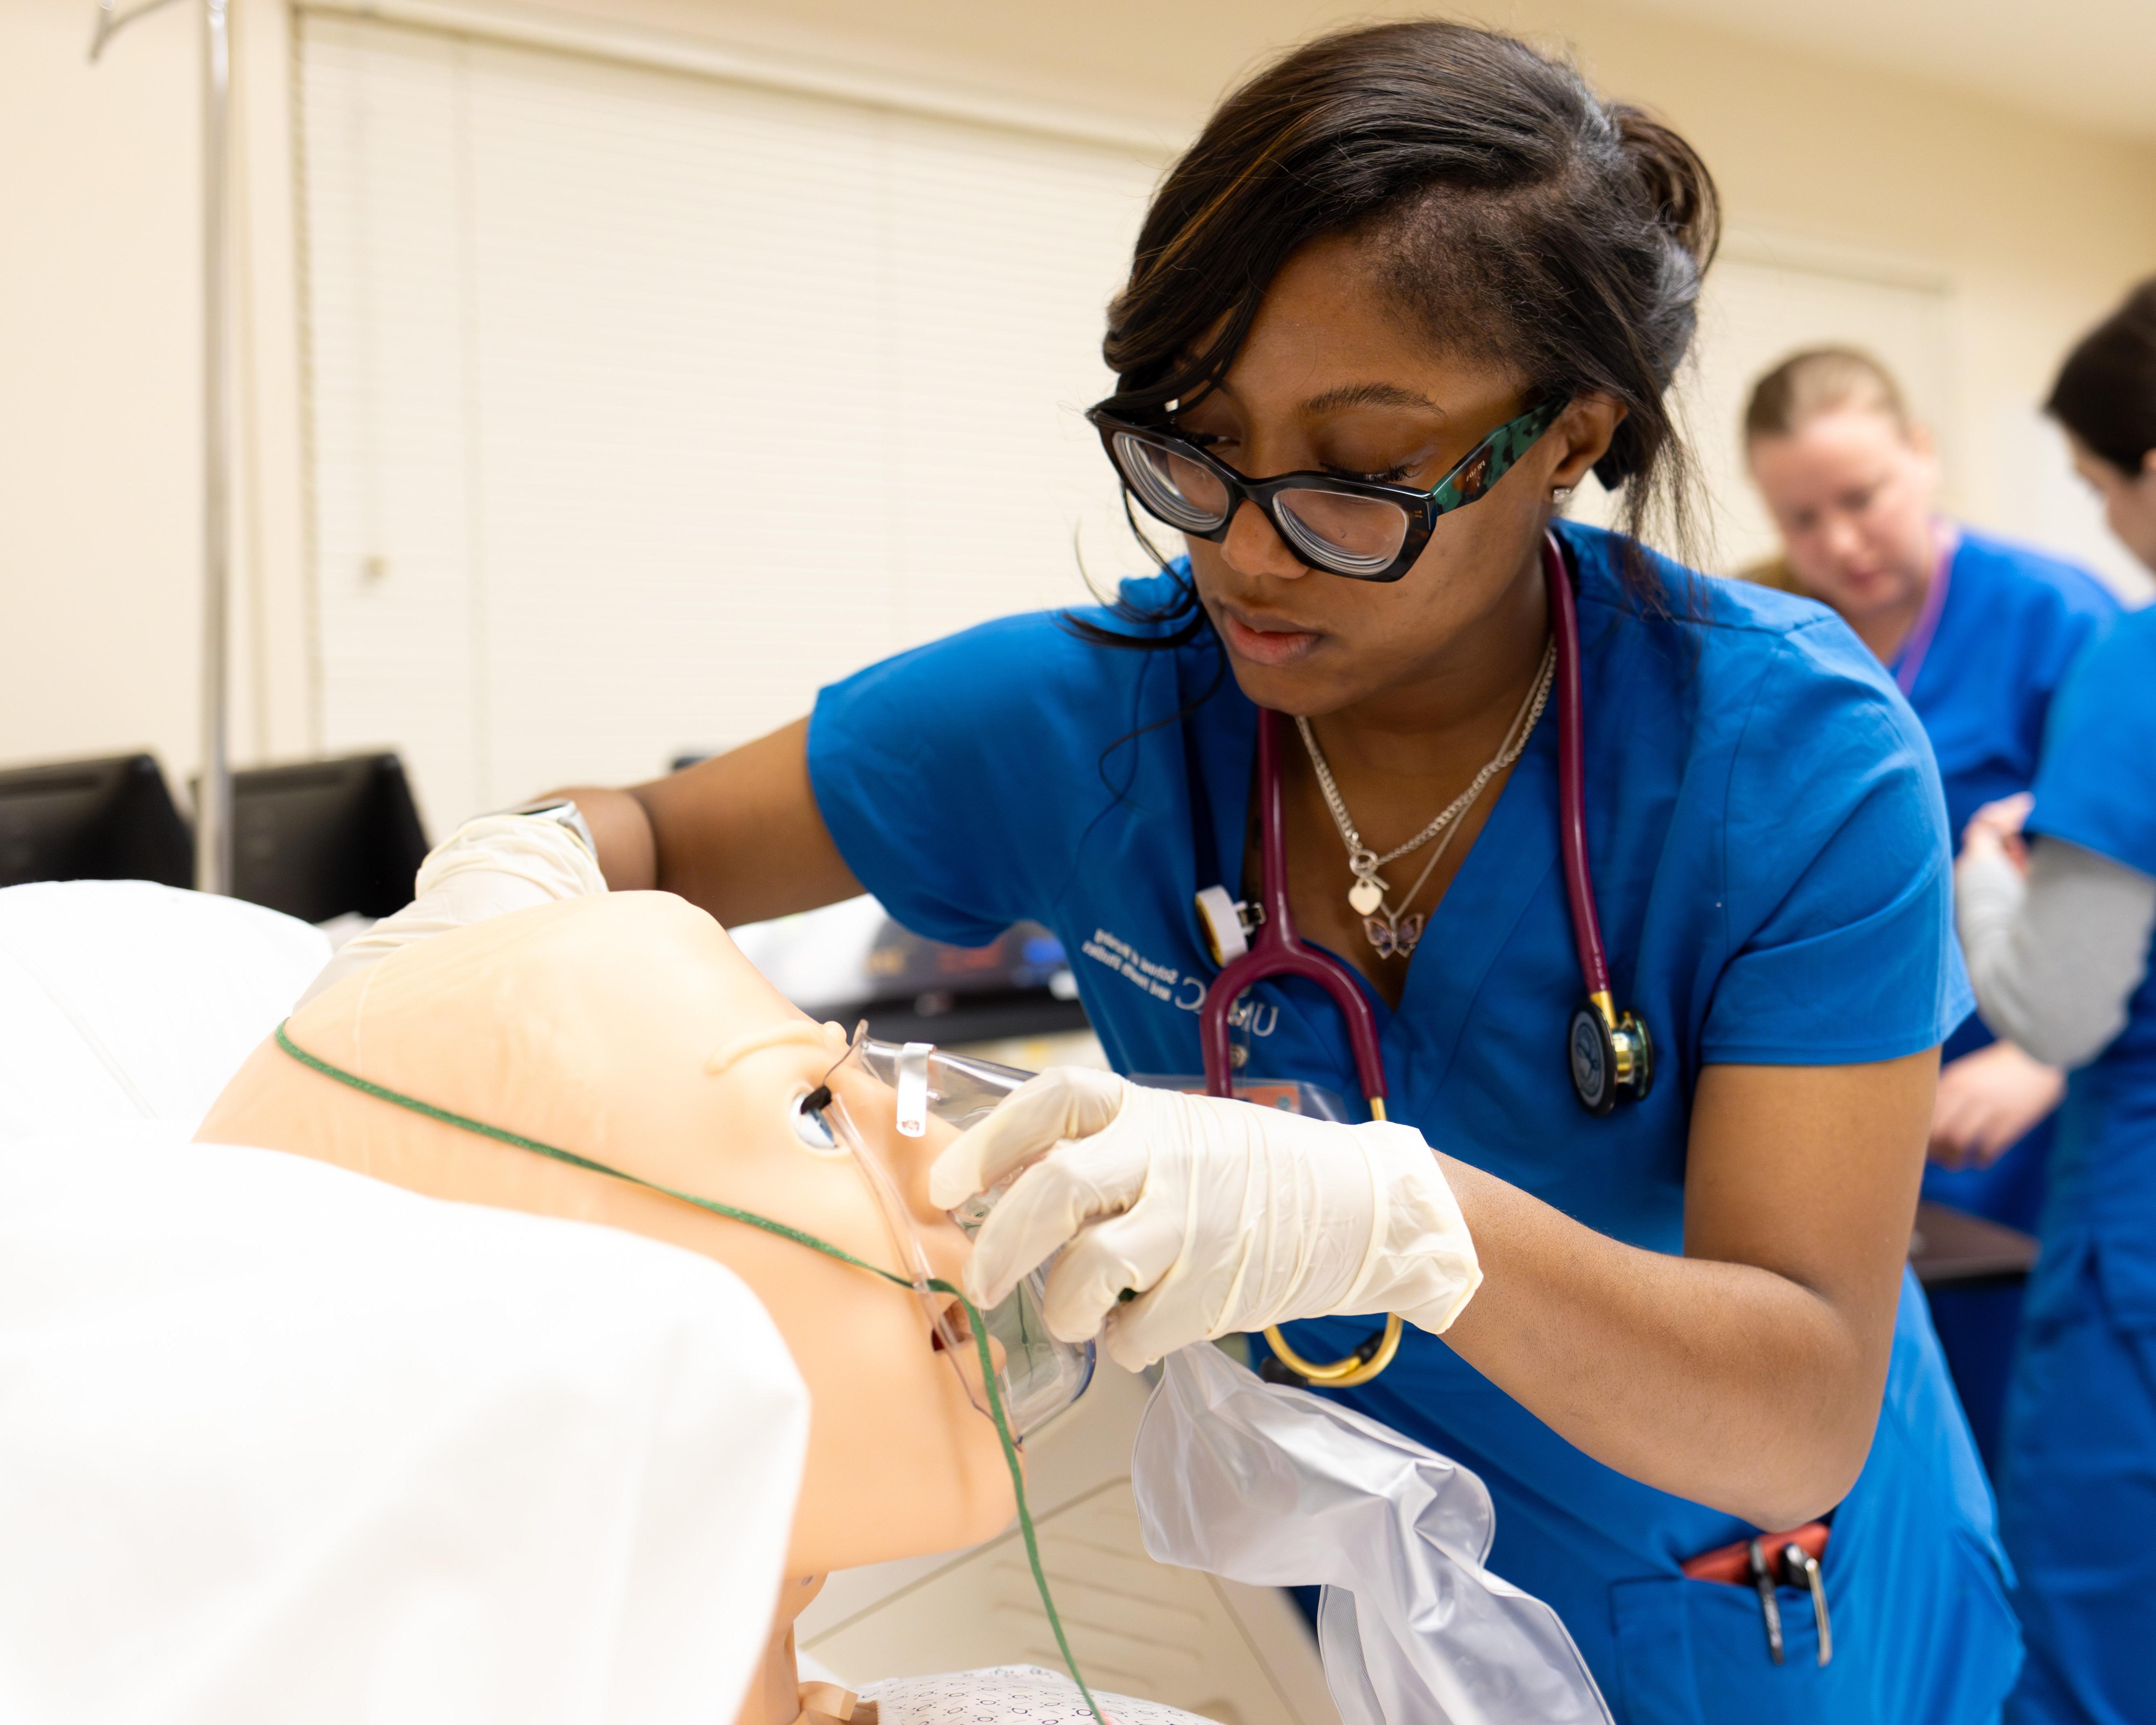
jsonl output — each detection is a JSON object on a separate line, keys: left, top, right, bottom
{"left": 1363, "top": 913, "right": 1424, "bottom": 959}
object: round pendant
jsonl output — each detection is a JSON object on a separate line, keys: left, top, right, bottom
{"left": 1348, "top": 879, "right": 1384, "bottom": 916}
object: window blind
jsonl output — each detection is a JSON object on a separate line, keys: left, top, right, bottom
{"left": 299, "top": 13, "right": 1161, "bottom": 828}
{"left": 1570, "top": 253, "right": 1955, "bottom": 572}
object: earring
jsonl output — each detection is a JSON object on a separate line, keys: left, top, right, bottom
{"left": 1551, "top": 486, "right": 1575, "bottom": 504}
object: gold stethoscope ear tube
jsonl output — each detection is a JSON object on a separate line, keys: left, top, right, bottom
{"left": 1258, "top": 1090, "right": 1402, "bottom": 1388}
{"left": 1262, "top": 1313, "right": 1405, "bottom": 1388}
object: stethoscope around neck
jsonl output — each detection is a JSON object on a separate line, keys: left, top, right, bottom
{"left": 1193, "top": 531, "right": 1653, "bottom": 1388}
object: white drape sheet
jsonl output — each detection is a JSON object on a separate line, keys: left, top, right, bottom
{"left": 0, "top": 1122, "right": 809, "bottom": 1725}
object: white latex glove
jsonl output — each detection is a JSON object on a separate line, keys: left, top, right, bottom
{"left": 929, "top": 1069, "right": 1480, "bottom": 1373}
{"left": 295, "top": 812, "right": 607, "bottom": 1007}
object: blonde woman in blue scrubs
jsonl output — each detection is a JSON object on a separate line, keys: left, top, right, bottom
{"left": 1744, "top": 347, "right": 2119, "bottom": 1470}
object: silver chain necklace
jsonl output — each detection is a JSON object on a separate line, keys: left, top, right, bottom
{"left": 1295, "top": 642, "right": 1556, "bottom": 959}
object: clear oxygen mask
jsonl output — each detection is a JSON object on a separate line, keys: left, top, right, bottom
{"left": 802, "top": 1027, "right": 1094, "bottom": 1439}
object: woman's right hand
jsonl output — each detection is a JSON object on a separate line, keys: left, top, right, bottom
{"left": 929, "top": 1069, "right": 1480, "bottom": 1372}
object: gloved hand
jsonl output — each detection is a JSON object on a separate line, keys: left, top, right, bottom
{"left": 928, "top": 1069, "right": 1480, "bottom": 1372}
{"left": 295, "top": 811, "right": 607, "bottom": 1007}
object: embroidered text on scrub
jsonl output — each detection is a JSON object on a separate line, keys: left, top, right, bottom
{"left": 1080, "top": 927, "right": 1279, "bottom": 1032}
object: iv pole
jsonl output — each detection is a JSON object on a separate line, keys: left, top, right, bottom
{"left": 91, "top": 0, "right": 234, "bottom": 895}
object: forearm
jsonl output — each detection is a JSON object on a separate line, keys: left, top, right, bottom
{"left": 544, "top": 719, "right": 862, "bottom": 925}
{"left": 1438, "top": 1163, "right": 1887, "bottom": 1529}
{"left": 1958, "top": 837, "right": 2156, "bottom": 1067}
{"left": 1436, "top": 1053, "right": 1931, "bottom": 1529}
{"left": 540, "top": 785, "right": 658, "bottom": 890}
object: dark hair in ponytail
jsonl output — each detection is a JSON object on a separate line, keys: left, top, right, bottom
{"left": 1077, "top": 18, "right": 1718, "bottom": 643}
{"left": 2048, "top": 278, "right": 2156, "bottom": 476}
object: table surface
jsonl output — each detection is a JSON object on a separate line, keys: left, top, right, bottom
{"left": 1909, "top": 1200, "right": 2040, "bottom": 1286}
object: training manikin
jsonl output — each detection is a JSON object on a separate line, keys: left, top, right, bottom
{"left": 198, "top": 892, "right": 1209, "bottom": 1725}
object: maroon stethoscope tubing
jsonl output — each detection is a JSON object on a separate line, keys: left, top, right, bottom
{"left": 1198, "top": 530, "right": 1612, "bottom": 1107}
{"left": 1199, "top": 702, "right": 1390, "bottom": 1108}
{"left": 1545, "top": 529, "right": 1611, "bottom": 1002}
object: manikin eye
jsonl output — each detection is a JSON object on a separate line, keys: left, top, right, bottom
{"left": 792, "top": 1085, "right": 841, "bottom": 1154}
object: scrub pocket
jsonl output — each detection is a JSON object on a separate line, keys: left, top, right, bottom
{"left": 1607, "top": 1525, "right": 2014, "bottom": 1725}
{"left": 1608, "top": 1547, "right": 1833, "bottom": 1723}
{"left": 1609, "top": 1278, "right": 2019, "bottom": 1725}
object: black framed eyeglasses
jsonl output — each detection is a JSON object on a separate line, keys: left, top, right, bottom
{"left": 1087, "top": 396, "right": 1567, "bottom": 583}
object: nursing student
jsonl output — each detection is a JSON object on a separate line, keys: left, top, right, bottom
{"left": 502, "top": 23, "right": 2014, "bottom": 1719}
{"left": 1956, "top": 278, "right": 2156, "bottom": 1725}
{"left": 1742, "top": 348, "right": 2119, "bottom": 1468}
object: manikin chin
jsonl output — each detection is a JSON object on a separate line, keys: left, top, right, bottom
{"left": 199, "top": 892, "right": 1018, "bottom": 1725}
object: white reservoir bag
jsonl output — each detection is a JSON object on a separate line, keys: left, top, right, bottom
{"left": 1131, "top": 1342, "right": 1612, "bottom": 1725}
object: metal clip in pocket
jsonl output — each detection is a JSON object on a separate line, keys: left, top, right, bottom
{"left": 1746, "top": 1537, "right": 1784, "bottom": 1665}
{"left": 1781, "top": 1542, "right": 1832, "bottom": 1667}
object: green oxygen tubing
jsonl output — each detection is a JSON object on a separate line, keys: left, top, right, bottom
{"left": 271, "top": 1022, "right": 1112, "bottom": 1725}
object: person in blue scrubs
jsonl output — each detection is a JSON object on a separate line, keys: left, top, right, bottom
{"left": 1742, "top": 346, "right": 2120, "bottom": 1469}
{"left": 549, "top": 23, "right": 2015, "bottom": 1721}
{"left": 1956, "top": 278, "right": 2156, "bottom": 1725}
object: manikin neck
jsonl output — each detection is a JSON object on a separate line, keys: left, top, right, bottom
{"left": 735, "top": 1573, "right": 831, "bottom": 1725}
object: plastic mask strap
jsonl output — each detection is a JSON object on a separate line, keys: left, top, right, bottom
{"left": 269, "top": 1022, "right": 1111, "bottom": 1725}
{"left": 894, "top": 1041, "right": 932, "bottom": 1138}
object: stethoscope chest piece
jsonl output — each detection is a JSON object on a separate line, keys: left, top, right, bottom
{"left": 1569, "top": 997, "right": 1654, "bottom": 1116}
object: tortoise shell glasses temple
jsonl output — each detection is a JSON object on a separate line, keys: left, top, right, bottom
{"left": 1088, "top": 394, "right": 1570, "bottom": 582}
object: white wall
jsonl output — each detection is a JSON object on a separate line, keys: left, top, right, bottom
{"left": 0, "top": 0, "right": 308, "bottom": 796}
{"left": 297, "top": 11, "right": 1163, "bottom": 822}
{"left": 622, "top": 0, "right": 2156, "bottom": 574}
{"left": 0, "top": 0, "right": 201, "bottom": 775}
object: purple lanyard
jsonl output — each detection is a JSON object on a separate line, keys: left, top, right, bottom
{"left": 1892, "top": 527, "right": 1958, "bottom": 698}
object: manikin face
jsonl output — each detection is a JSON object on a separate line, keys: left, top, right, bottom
{"left": 196, "top": 892, "right": 1015, "bottom": 1575}
{"left": 2067, "top": 433, "right": 2156, "bottom": 573}
{"left": 1747, "top": 405, "right": 1941, "bottom": 628}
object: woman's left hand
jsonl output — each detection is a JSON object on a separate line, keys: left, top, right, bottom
{"left": 1927, "top": 1040, "right": 2065, "bottom": 1170}
{"left": 295, "top": 812, "right": 606, "bottom": 1007}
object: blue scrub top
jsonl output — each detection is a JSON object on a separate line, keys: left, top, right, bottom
{"left": 1901, "top": 529, "right": 2118, "bottom": 846}
{"left": 2027, "top": 605, "right": 2156, "bottom": 1326}
{"left": 810, "top": 520, "right": 2016, "bottom": 1722}
{"left": 1905, "top": 531, "right": 2117, "bottom": 1226}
